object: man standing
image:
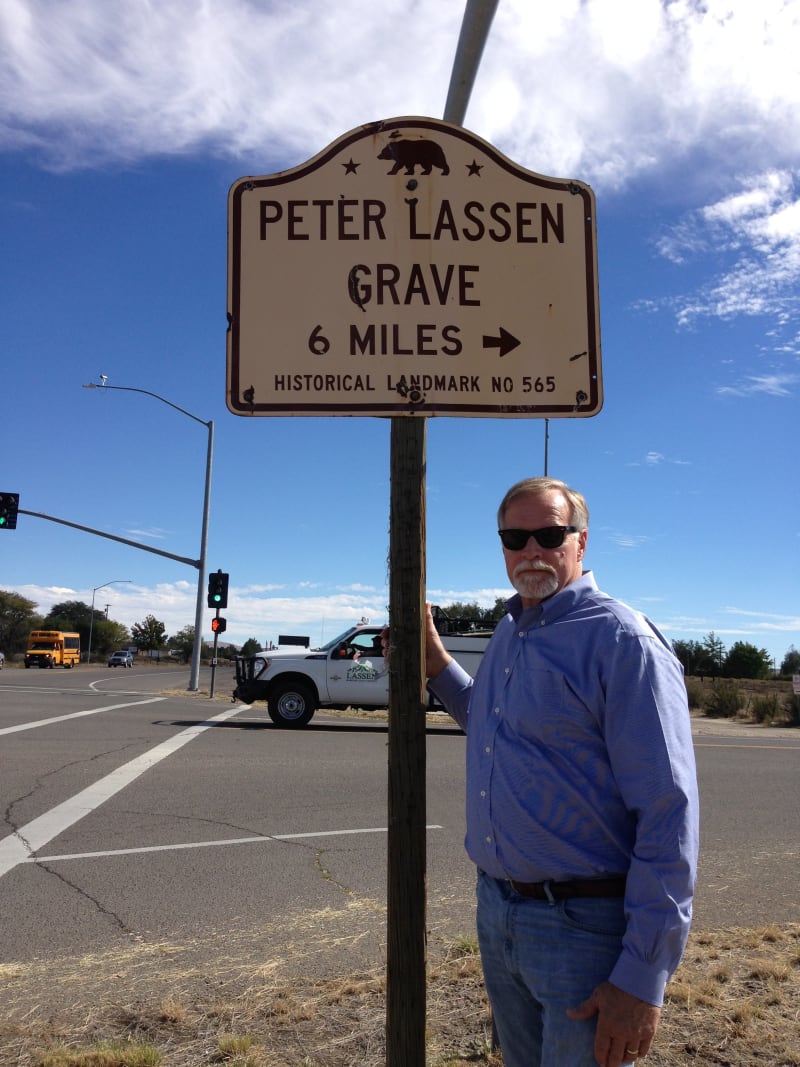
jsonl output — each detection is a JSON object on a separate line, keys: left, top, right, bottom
{"left": 424, "top": 477, "right": 699, "bottom": 1067}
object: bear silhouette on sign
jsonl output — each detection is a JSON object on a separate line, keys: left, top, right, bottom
{"left": 377, "top": 138, "right": 450, "bottom": 176}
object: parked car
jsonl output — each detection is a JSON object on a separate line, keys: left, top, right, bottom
{"left": 108, "top": 649, "right": 133, "bottom": 668}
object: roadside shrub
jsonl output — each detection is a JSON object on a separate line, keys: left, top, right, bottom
{"left": 685, "top": 678, "right": 705, "bottom": 710}
{"left": 782, "top": 693, "right": 800, "bottom": 727}
{"left": 751, "top": 693, "right": 780, "bottom": 724}
{"left": 704, "top": 680, "right": 743, "bottom": 719}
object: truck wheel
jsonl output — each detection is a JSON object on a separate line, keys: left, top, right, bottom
{"left": 268, "top": 681, "right": 316, "bottom": 728}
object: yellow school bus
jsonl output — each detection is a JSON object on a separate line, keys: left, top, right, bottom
{"left": 24, "top": 630, "right": 81, "bottom": 669}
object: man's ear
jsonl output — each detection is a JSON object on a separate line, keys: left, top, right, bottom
{"left": 578, "top": 529, "right": 588, "bottom": 561}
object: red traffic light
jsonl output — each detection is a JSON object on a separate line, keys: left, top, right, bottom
{"left": 211, "top": 616, "right": 227, "bottom": 634}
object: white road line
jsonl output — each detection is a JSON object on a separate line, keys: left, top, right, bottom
{"left": 0, "top": 697, "right": 166, "bottom": 736}
{"left": 0, "top": 705, "right": 244, "bottom": 878}
{"left": 28, "top": 825, "right": 445, "bottom": 864}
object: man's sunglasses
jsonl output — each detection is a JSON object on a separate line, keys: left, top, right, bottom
{"left": 498, "top": 526, "right": 578, "bottom": 551}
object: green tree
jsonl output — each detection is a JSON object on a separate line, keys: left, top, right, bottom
{"left": 0, "top": 589, "right": 42, "bottom": 656}
{"left": 439, "top": 601, "right": 486, "bottom": 620}
{"left": 169, "top": 624, "right": 196, "bottom": 660}
{"left": 240, "top": 637, "right": 262, "bottom": 657}
{"left": 491, "top": 597, "right": 508, "bottom": 620}
{"left": 700, "top": 632, "right": 726, "bottom": 676}
{"left": 780, "top": 645, "right": 800, "bottom": 676}
{"left": 44, "top": 600, "right": 94, "bottom": 629}
{"left": 91, "top": 619, "right": 131, "bottom": 659}
{"left": 723, "top": 641, "right": 772, "bottom": 680}
{"left": 672, "top": 639, "right": 705, "bottom": 676}
{"left": 438, "top": 601, "right": 502, "bottom": 630}
{"left": 131, "top": 614, "right": 167, "bottom": 652}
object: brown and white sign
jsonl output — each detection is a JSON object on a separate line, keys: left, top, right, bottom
{"left": 227, "top": 116, "right": 602, "bottom": 417}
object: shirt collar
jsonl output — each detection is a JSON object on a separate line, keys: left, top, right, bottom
{"left": 505, "top": 571, "right": 597, "bottom": 627}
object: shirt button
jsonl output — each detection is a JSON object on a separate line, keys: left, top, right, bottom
{"left": 494, "top": 707, "right": 500, "bottom": 715}
{"left": 518, "top": 631, "right": 524, "bottom": 637}
{"left": 480, "top": 790, "right": 486, "bottom": 798}
{"left": 485, "top": 746, "right": 491, "bottom": 754}
{"left": 485, "top": 836, "right": 492, "bottom": 844}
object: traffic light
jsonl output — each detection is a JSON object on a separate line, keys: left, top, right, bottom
{"left": 0, "top": 492, "right": 19, "bottom": 530}
{"left": 211, "top": 616, "right": 227, "bottom": 634}
{"left": 207, "top": 570, "right": 229, "bottom": 608}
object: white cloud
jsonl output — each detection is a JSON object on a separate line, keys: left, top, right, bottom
{"left": 1, "top": 0, "right": 799, "bottom": 188}
{"left": 14, "top": 580, "right": 390, "bottom": 648}
{"left": 427, "top": 586, "right": 511, "bottom": 607}
{"left": 606, "top": 531, "right": 651, "bottom": 549}
{"left": 716, "top": 373, "right": 798, "bottom": 397}
{"left": 658, "top": 170, "right": 800, "bottom": 330}
{"left": 125, "top": 527, "right": 170, "bottom": 541}
{"left": 723, "top": 607, "right": 800, "bottom": 632}
{"left": 626, "top": 451, "right": 690, "bottom": 468}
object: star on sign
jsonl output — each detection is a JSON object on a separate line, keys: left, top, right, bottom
{"left": 466, "top": 160, "right": 483, "bottom": 176}
{"left": 342, "top": 159, "right": 360, "bottom": 174}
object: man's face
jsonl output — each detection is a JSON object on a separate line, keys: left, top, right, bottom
{"left": 500, "top": 490, "right": 587, "bottom": 607}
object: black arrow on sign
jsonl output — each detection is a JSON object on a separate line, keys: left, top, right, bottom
{"left": 483, "top": 328, "right": 520, "bottom": 357}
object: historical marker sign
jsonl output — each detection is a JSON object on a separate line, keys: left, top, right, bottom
{"left": 227, "top": 116, "right": 602, "bottom": 417}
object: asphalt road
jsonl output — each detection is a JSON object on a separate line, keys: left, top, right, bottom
{"left": 1, "top": 664, "right": 799, "bottom": 970}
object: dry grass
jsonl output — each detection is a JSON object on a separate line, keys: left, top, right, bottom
{"left": 2, "top": 920, "right": 799, "bottom": 1066}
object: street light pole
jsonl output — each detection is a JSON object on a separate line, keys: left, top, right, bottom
{"left": 87, "top": 579, "right": 131, "bottom": 663}
{"left": 83, "top": 382, "right": 213, "bottom": 691}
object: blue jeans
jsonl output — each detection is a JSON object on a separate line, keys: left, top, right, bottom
{"left": 476, "top": 870, "right": 631, "bottom": 1067}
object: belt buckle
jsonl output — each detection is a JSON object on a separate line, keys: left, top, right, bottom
{"left": 509, "top": 878, "right": 557, "bottom": 904}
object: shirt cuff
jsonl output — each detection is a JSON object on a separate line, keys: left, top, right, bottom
{"left": 428, "top": 659, "right": 473, "bottom": 728}
{"left": 608, "top": 953, "right": 670, "bottom": 1008}
{"left": 429, "top": 659, "right": 471, "bottom": 698}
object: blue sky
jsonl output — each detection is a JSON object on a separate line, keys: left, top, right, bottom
{"left": 1, "top": 0, "right": 798, "bottom": 667}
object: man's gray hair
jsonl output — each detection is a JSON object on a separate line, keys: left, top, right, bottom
{"left": 497, "top": 477, "right": 589, "bottom": 530}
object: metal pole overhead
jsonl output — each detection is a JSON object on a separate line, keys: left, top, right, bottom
{"left": 443, "top": 0, "right": 500, "bottom": 126}
{"left": 83, "top": 382, "right": 213, "bottom": 691}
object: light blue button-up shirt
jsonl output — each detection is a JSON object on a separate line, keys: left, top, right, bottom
{"left": 429, "top": 571, "right": 699, "bottom": 1006}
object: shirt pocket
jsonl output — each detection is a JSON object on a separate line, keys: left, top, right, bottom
{"left": 505, "top": 667, "right": 594, "bottom": 744}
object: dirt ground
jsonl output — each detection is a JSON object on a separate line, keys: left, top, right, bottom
{"left": 2, "top": 900, "right": 799, "bottom": 1066}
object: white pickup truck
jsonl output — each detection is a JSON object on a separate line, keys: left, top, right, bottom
{"left": 232, "top": 621, "right": 491, "bottom": 727}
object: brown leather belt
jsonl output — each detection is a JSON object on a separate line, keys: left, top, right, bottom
{"left": 508, "top": 876, "right": 626, "bottom": 900}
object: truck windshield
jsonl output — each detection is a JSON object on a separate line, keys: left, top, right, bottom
{"left": 316, "top": 628, "right": 361, "bottom": 653}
